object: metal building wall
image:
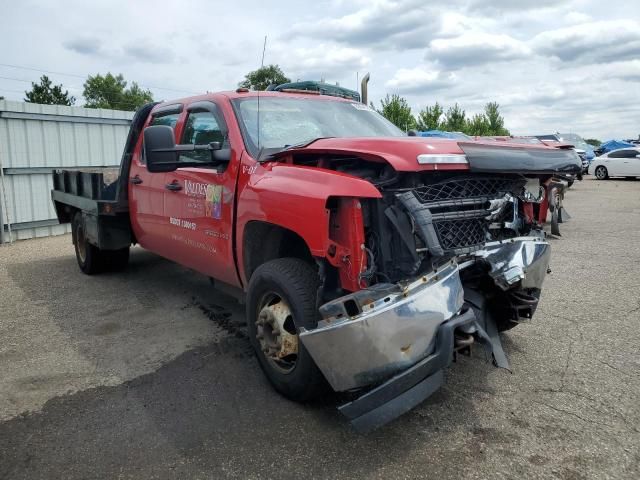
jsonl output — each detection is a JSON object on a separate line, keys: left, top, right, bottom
{"left": 0, "top": 100, "right": 133, "bottom": 242}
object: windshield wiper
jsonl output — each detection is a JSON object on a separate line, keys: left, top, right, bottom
{"left": 283, "top": 137, "right": 335, "bottom": 150}
{"left": 258, "top": 137, "right": 335, "bottom": 162}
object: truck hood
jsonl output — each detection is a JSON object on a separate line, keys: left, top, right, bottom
{"left": 274, "top": 137, "right": 582, "bottom": 175}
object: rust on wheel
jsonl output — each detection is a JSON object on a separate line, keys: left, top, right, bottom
{"left": 256, "top": 293, "right": 299, "bottom": 373}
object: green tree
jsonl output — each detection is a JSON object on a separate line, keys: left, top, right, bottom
{"left": 375, "top": 94, "right": 416, "bottom": 131}
{"left": 416, "top": 102, "right": 443, "bottom": 131}
{"left": 239, "top": 64, "right": 290, "bottom": 91}
{"left": 24, "top": 75, "right": 75, "bottom": 105}
{"left": 83, "top": 73, "right": 153, "bottom": 111}
{"left": 484, "top": 101, "right": 509, "bottom": 136}
{"left": 465, "top": 113, "right": 491, "bottom": 136}
{"left": 442, "top": 103, "right": 466, "bottom": 132}
{"left": 585, "top": 138, "right": 601, "bottom": 147}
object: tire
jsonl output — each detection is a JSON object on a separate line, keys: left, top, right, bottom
{"left": 72, "top": 213, "right": 129, "bottom": 274}
{"left": 246, "top": 258, "right": 327, "bottom": 401}
{"left": 72, "top": 213, "right": 103, "bottom": 274}
{"left": 595, "top": 166, "right": 608, "bottom": 180}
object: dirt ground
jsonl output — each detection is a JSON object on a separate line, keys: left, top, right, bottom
{"left": 1, "top": 176, "right": 639, "bottom": 479}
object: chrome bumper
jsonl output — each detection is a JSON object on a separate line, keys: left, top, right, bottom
{"left": 471, "top": 237, "right": 551, "bottom": 291}
{"left": 300, "top": 262, "right": 464, "bottom": 391}
{"left": 300, "top": 236, "right": 550, "bottom": 393}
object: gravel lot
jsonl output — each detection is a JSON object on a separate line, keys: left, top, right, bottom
{"left": 1, "top": 177, "right": 639, "bottom": 480}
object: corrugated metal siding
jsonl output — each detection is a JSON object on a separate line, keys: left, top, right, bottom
{"left": 0, "top": 100, "right": 133, "bottom": 242}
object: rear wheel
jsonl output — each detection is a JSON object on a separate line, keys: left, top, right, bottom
{"left": 72, "top": 213, "right": 129, "bottom": 274}
{"left": 246, "top": 258, "right": 326, "bottom": 401}
{"left": 73, "top": 213, "right": 102, "bottom": 274}
{"left": 595, "top": 166, "right": 608, "bottom": 180}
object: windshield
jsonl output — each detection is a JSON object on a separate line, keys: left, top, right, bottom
{"left": 558, "top": 133, "right": 591, "bottom": 151}
{"left": 232, "top": 96, "right": 404, "bottom": 157}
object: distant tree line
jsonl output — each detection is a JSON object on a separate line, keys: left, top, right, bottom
{"left": 23, "top": 74, "right": 153, "bottom": 111}
{"left": 372, "top": 94, "right": 510, "bottom": 136}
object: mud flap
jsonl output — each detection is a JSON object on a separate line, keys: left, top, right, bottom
{"left": 558, "top": 207, "right": 570, "bottom": 223}
{"left": 464, "top": 289, "right": 511, "bottom": 371}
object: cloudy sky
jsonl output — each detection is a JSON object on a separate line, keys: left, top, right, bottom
{"left": 1, "top": 0, "right": 639, "bottom": 139}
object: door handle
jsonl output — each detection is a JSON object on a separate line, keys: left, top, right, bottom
{"left": 165, "top": 181, "right": 182, "bottom": 192}
{"left": 130, "top": 175, "right": 143, "bottom": 185}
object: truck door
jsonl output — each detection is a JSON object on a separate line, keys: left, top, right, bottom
{"left": 162, "top": 101, "right": 242, "bottom": 287}
{"left": 128, "top": 106, "right": 183, "bottom": 255}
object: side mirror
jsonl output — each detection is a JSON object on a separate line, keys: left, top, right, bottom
{"left": 144, "top": 125, "right": 179, "bottom": 173}
{"left": 144, "top": 125, "right": 232, "bottom": 173}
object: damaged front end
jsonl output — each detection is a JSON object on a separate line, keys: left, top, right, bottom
{"left": 300, "top": 236, "right": 550, "bottom": 432}
{"left": 299, "top": 158, "right": 564, "bottom": 431}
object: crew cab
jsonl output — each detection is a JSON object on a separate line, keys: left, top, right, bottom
{"left": 51, "top": 90, "right": 581, "bottom": 432}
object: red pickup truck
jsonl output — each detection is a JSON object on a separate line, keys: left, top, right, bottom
{"left": 52, "top": 90, "right": 581, "bottom": 431}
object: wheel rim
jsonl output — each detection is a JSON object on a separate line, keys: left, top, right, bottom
{"left": 596, "top": 167, "right": 606, "bottom": 179}
{"left": 76, "top": 223, "right": 86, "bottom": 263}
{"left": 256, "top": 293, "right": 298, "bottom": 373}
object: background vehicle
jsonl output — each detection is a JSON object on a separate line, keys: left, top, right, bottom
{"left": 557, "top": 133, "right": 595, "bottom": 172}
{"left": 413, "top": 130, "right": 471, "bottom": 140}
{"left": 51, "top": 90, "right": 579, "bottom": 431}
{"left": 595, "top": 139, "right": 636, "bottom": 156}
{"left": 588, "top": 147, "right": 640, "bottom": 179}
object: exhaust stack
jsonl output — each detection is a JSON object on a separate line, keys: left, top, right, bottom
{"left": 360, "top": 73, "right": 370, "bottom": 105}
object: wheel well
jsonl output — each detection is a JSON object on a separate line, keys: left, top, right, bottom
{"left": 243, "top": 221, "right": 314, "bottom": 281}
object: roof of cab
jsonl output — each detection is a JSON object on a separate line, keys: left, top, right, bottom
{"left": 151, "top": 89, "right": 355, "bottom": 112}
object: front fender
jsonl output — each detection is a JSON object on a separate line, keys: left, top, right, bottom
{"left": 236, "top": 164, "right": 381, "bottom": 285}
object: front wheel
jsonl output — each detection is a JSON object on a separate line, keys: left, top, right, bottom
{"left": 246, "top": 258, "right": 327, "bottom": 401}
{"left": 595, "top": 166, "right": 608, "bottom": 180}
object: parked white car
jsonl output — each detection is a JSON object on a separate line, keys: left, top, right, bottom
{"left": 588, "top": 148, "right": 640, "bottom": 179}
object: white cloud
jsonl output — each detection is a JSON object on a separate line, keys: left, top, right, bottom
{"left": 385, "top": 67, "right": 456, "bottom": 94}
{"left": 565, "top": 11, "right": 592, "bottom": 24}
{"left": 287, "top": 0, "right": 442, "bottom": 50}
{"left": 468, "top": 0, "right": 565, "bottom": 12}
{"left": 427, "top": 32, "right": 532, "bottom": 68}
{"left": 532, "top": 19, "right": 640, "bottom": 63}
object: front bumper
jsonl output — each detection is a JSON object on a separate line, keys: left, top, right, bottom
{"left": 300, "top": 261, "right": 464, "bottom": 392}
{"left": 339, "top": 308, "right": 477, "bottom": 433}
{"left": 300, "top": 236, "right": 551, "bottom": 431}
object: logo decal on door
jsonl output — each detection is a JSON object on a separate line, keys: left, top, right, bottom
{"left": 205, "top": 184, "right": 223, "bottom": 219}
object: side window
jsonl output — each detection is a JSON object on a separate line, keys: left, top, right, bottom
{"left": 150, "top": 113, "right": 180, "bottom": 128}
{"left": 141, "top": 113, "right": 180, "bottom": 164}
{"left": 609, "top": 149, "right": 633, "bottom": 158}
{"left": 179, "top": 110, "right": 225, "bottom": 164}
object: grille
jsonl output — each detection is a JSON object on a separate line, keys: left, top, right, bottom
{"left": 413, "top": 177, "right": 519, "bottom": 204}
{"left": 434, "top": 219, "right": 487, "bottom": 251}
{"left": 395, "top": 175, "right": 524, "bottom": 256}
